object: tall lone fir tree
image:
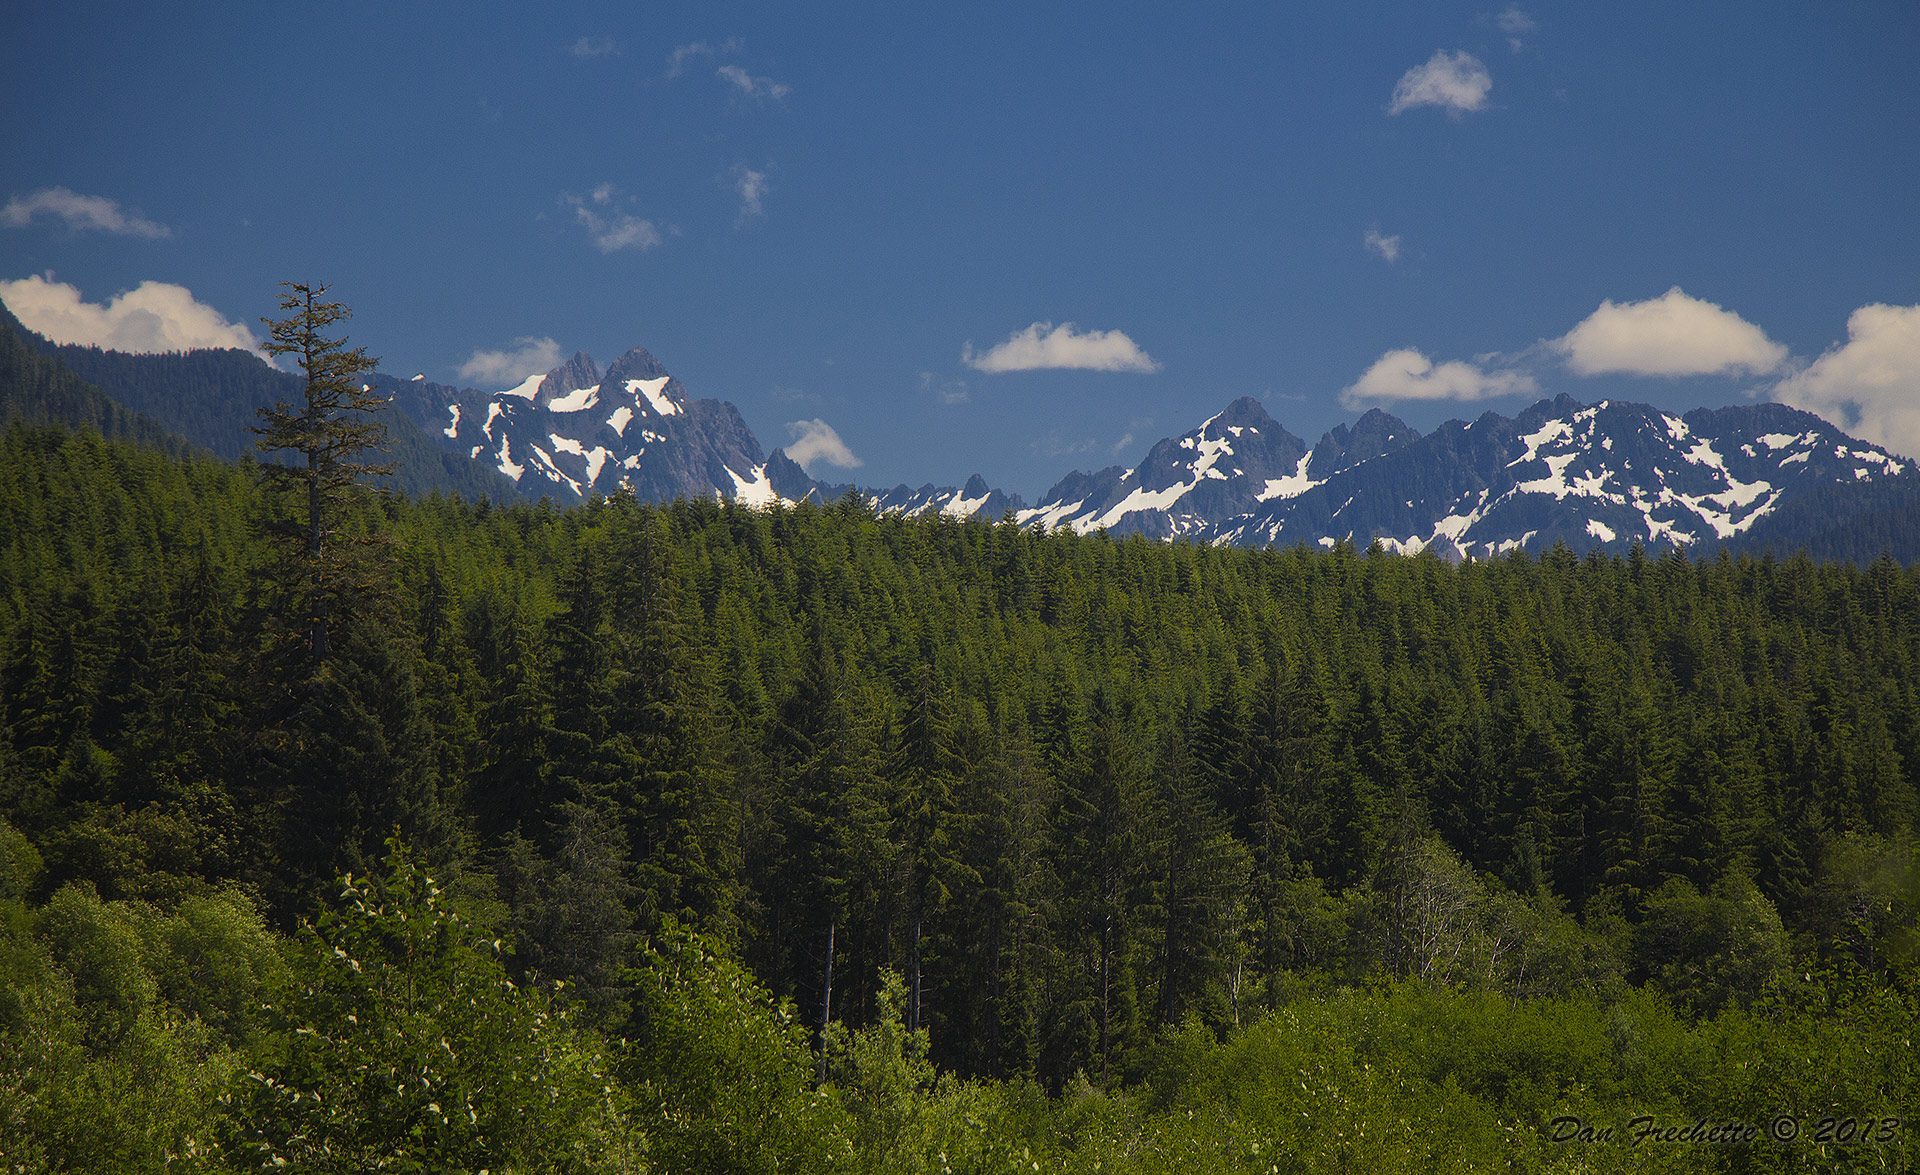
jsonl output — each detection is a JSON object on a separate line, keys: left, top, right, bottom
{"left": 252, "top": 282, "right": 392, "bottom": 665}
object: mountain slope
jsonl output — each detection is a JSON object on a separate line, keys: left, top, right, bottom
{"left": 19, "top": 321, "right": 522, "bottom": 502}
{"left": 1018, "top": 396, "right": 1312, "bottom": 537}
{"left": 380, "top": 347, "right": 776, "bottom": 505}
{"left": 0, "top": 305, "right": 192, "bottom": 456}
{"left": 1222, "top": 396, "right": 1911, "bottom": 558}
{"left": 1014, "top": 392, "right": 1916, "bottom": 559}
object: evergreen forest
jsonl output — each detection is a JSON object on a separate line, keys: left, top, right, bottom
{"left": 1, "top": 410, "right": 1916, "bottom": 1172}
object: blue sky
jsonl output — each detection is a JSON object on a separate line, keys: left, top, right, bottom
{"left": 5, "top": 1, "right": 1919, "bottom": 498}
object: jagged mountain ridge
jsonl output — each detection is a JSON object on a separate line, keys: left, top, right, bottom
{"left": 384, "top": 348, "right": 1036, "bottom": 519}
{"left": 1018, "top": 394, "right": 1914, "bottom": 557}
{"left": 368, "top": 345, "right": 1920, "bottom": 557}
{"left": 379, "top": 348, "right": 780, "bottom": 506}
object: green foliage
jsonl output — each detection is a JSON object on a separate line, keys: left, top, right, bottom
{"left": 0, "top": 882, "right": 257, "bottom": 1173}
{"left": 223, "top": 836, "right": 634, "bottom": 1172}
{"left": 0, "top": 816, "right": 42, "bottom": 900}
{"left": 625, "top": 922, "right": 849, "bottom": 1175}
{"left": 1637, "top": 873, "right": 1795, "bottom": 1016}
{"left": 0, "top": 414, "right": 1918, "bottom": 1170}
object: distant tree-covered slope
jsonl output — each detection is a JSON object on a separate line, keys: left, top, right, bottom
{"left": 1726, "top": 474, "right": 1920, "bottom": 566}
{"left": 9, "top": 310, "right": 527, "bottom": 502}
{"left": 0, "top": 303, "right": 192, "bottom": 457}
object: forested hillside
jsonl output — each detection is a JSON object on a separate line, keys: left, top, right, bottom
{"left": 2, "top": 306, "right": 527, "bottom": 504}
{"left": 1, "top": 421, "right": 1915, "bottom": 1172}
{"left": 0, "top": 308, "right": 190, "bottom": 458}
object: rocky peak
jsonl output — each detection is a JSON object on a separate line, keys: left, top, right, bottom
{"left": 605, "top": 347, "right": 670, "bottom": 385}
{"left": 1313, "top": 408, "right": 1417, "bottom": 475}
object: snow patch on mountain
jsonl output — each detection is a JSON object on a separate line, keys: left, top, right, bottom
{"left": 1260, "top": 452, "right": 1319, "bottom": 501}
{"left": 547, "top": 384, "right": 599, "bottom": 413}
{"left": 627, "top": 376, "right": 678, "bottom": 416}
{"left": 501, "top": 373, "right": 543, "bottom": 400}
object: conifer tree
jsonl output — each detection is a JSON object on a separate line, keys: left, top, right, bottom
{"left": 252, "top": 282, "right": 391, "bottom": 665}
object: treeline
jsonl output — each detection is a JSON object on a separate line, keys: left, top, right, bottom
{"left": 0, "top": 419, "right": 1916, "bottom": 1168}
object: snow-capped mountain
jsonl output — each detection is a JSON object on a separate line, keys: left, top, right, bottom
{"left": 380, "top": 348, "right": 786, "bottom": 505}
{"left": 1221, "top": 396, "right": 1912, "bottom": 556}
{"left": 382, "top": 342, "right": 1914, "bottom": 560}
{"left": 1015, "top": 394, "right": 1914, "bottom": 557}
{"left": 818, "top": 474, "right": 1028, "bottom": 521}
{"left": 1016, "top": 396, "right": 1313, "bottom": 538}
{"left": 384, "top": 347, "right": 1029, "bottom": 516}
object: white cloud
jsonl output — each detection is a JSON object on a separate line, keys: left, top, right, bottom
{"left": 785, "top": 418, "right": 861, "bottom": 470}
{"left": 457, "top": 336, "right": 562, "bottom": 386}
{"left": 717, "top": 64, "right": 791, "bottom": 101}
{"left": 1364, "top": 228, "right": 1401, "bottom": 262}
{"left": 1772, "top": 303, "right": 1920, "bottom": 458}
{"left": 1387, "top": 51, "right": 1493, "bottom": 116}
{"left": 667, "top": 38, "right": 740, "bottom": 77}
{"left": 1497, "top": 7, "right": 1537, "bottom": 52}
{"left": 734, "top": 166, "right": 768, "bottom": 221}
{"left": 1555, "top": 287, "right": 1787, "bottom": 377}
{"left": 919, "top": 371, "right": 969, "bottom": 404}
{"left": 667, "top": 41, "right": 714, "bottom": 77}
{"left": 2, "top": 187, "right": 172, "bottom": 239}
{"left": 570, "top": 36, "right": 619, "bottom": 58}
{"left": 562, "top": 186, "right": 662, "bottom": 254}
{"left": 0, "top": 274, "right": 262, "bottom": 356}
{"left": 1339, "top": 348, "right": 1536, "bottom": 408}
{"left": 963, "top": 322, "right": 1161, "bottom": 374}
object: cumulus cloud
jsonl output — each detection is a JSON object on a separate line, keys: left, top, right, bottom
{"left": 718, "top": 64, "right": 791, "bottom": 101}
{"left": 3, "top": 187, "right": 171, "bottom": 239}
{"left": 0, "top": 274, "right": 262, "bottom": 356}
{"left": 1339, "top": 348, "right": 1536, "bottom": 408}
{"left": 570, "top": 36, "right": 619, "bottom": 58}
{"left": 458, "top": 336, "right": 563, "bottom": 386}
{"left": 1555, "top": 287, "right": 1787, "bottom": 377}
{"left": 1496, "top": 7, "right": 1537, "bottom": 52}
{"left": 1388, "top": 51, "right": 1493, "bottom": 116}
{"left": 963, "top": 322, "right": 1161, "bottom": 374}
{"left": 1772, "top": 303, "right": 1920, "bottom": 458}
{"left": 563, "top": 185, "right": 662, "bottom": 254}
{"left": 734, "top": 166, "right": 768, "bottom": 221}
{"left": 785, "top": 418, "right": 861, "bottom": 471}
{"left": 1364, "top": 228, "right": 1401, "bottom": 262}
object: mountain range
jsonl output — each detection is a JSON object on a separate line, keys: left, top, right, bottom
{"left": 380, "top": 343, "right": 1920, "bottom": 560}
{"left": 6, "top": 306, "right": 1919, "bottom": 562}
